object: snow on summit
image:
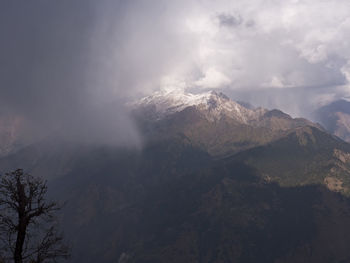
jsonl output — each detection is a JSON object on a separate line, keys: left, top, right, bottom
{"left": 133, "top": 89, "right": 267, "bottom": 123}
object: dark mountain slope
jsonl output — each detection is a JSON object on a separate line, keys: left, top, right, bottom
{"left": 46, "top": 142, "right": 350, "bottom": 263}
{"left": 231, "top": 126, "right": 350, "bottom": 194}
{"left": 1, "top": 129, "right": 350, "bottom": 262}
{"left": 1, "top": 91, "right": 350, "bottom": 262}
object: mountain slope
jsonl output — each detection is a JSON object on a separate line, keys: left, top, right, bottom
{"left": 1, "top": 90, "right": 350, "bottom": 262}
{"left": 42, "top": 140, "right": 350, "bottom": 263}
{"left": 133, "top": 90, "right": 320, "bottom": 156}
{"left": 230, "top": 126, "right": 350, "bottom": 195}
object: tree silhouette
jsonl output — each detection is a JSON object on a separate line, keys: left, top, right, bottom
{"left": 0, "top": 169, "right": 69, "bottom": 263}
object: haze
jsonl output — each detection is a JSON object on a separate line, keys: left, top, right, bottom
{"left": 1, "top": 0, "right": 350, "bottom": 144}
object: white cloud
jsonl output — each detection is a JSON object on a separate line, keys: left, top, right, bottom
{"left": 3, "top": 0, "right": 349, "bottom": 138}
{"left": 195, "top": 68, "right": 231, "bottom": 88}
{"left": 263, "top": 76, "right": 287, "bottom": 89}
{"left": 89, "top": 0, "right": 350, "bottom": 112}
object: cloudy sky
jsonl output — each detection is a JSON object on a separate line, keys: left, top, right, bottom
{"left": 1, "top": 0, "right": 350, "bottom": 142}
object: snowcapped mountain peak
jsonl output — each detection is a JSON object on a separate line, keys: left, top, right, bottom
{"left": 132, "top": 89, "right": 267, "bottom": 123}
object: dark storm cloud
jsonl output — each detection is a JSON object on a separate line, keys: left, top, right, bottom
{"left": 217, "top": 13, "right": 242, "bottom": 27}
{"left": 0, "top": 1, "right": 140, "bottom": 145}
{"left": 0, "top": 1, "right": 92, "bottom": 114}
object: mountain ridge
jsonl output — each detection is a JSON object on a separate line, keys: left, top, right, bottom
{"left": 132, "top": 90, "right": 322, "bottom": 156}
{"left": 133, "top": 89, "right": 269, "bottom": 123}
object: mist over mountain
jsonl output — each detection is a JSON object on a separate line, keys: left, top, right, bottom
{"left": 314, "top": 99, "right": 350, "bottom": 142}
{"left": 2, "top": 1, "right": 350, "bottom": 263}
{"left": 1, "top": 0, "right": 350, "bottom": 146}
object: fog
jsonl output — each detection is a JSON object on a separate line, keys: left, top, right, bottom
{"left": 1, "top": 0, "right": 350, "bottom": 145}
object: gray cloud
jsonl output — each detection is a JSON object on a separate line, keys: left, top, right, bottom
{"left": 0, "top": 1, "right": 140, "bottom": 146}
{"left": 1, "top": 0, "right": 350, "bottom": 144}
{"left": 217, "top": 13, "right": 243, "bottom": 27}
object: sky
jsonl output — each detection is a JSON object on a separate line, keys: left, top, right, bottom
{"left": 1, "top": 0, "right": 350, "bottom": 144}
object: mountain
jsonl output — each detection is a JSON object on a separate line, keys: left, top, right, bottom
{"left": 50, "top": 144, "right": 350, "bottom": 263}
{"left": 132, "top": 90, "right": 319, "bottom": 156}
{"left": 2, "top": 90, "right": 350, "bottom": 262}
{"left": 314, "top": 99, "right": 350, "bottom": 142}
{"left": 132, "top": 90, "right": 266, "bottom": 122}
{"left": 232, "top": 125, "right": 350, "bottom": 195}
{"left": 132, "top": 91, "right": 350, "bottom": 195}
{"left": 132, "top": 90, "right": 316, "bottom": 128}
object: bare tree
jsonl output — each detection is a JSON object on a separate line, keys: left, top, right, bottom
{"left": 0, "top": 169, "right": 69, "bottom": 263}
